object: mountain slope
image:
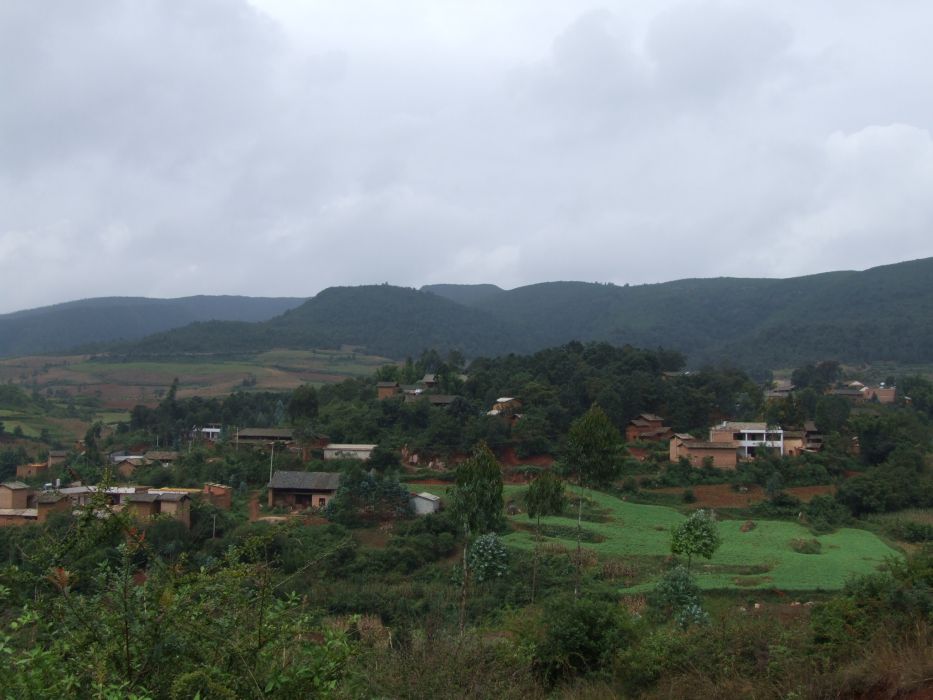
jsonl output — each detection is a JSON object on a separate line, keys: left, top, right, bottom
{"left": 131, "top": 286, "right": 525, "bottom": 359}
{"left": 0, "top": 296, "right": 305, "bottom": 357}
{"left": 48, "top": 257, "right": 933, "bottom": 370}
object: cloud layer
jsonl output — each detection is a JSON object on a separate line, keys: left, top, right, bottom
{"left": 2, "top": 0, "right": 932, "bottom": 312}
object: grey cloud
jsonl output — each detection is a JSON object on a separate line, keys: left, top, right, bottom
{"left": 2, "top": 0, "right": 933, "bottom": 313}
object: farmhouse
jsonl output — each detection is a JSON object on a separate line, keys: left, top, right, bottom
{"left": 377, "top": 381, "right": 401, "bottom": 399}
{"left": 47, "top": 450, "right": 68, "bottom": 468}
{"left": 625, "top": 413, "right": 673, "bottom": 442}
{"left": 16, "top": 462, "right": 49, "bottom": 479}
{"left": 268, "top": 470, "right": 341, "bottom": 510}
{"left": 669, "top": 435, "right": 738, "bottom": 469}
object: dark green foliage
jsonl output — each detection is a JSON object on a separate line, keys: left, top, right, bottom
{"left": 805, "top": 494, "right": 851, "bottom": 533}
{"left": 525, "top": 471, "right": 566, "bottom": 522}
{"left": 565, "top": 405, "right": 623, "bottom": 489}
{"left": 534, "top": 595, "right": 634, "bottom": 685}
{"left": 449, "top": 443, "right": 505, "bottom": 535}
{"left": 670, "top": 510, "right": 721, "bottom": 569}
{"left": 325, "top": 468, "right": 412, "bottom": 527}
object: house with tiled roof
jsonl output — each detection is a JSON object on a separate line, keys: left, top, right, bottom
{"left": 268, "top": 470, "right": 341, "bottom": 510}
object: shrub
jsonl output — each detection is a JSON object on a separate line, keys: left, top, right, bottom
{"left": 790, "top": 538, "right": 822, "bottom": 554}
{"left": 534, "top": 595, "right": 634, "bottom": 685}
{"left": 682, "top": 488, "right": 696, "bottom": 504}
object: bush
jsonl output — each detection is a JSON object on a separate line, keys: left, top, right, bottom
{"left": 534, "top": 595, "right": 634, "bottom": 685}
{"left": 790, "top": 538, "right": 822, "bottom": 554}
{"left": 648, "top": 565, "right": 704, "bottom": 624}
{"left": 682, "top": 488, "right": 696, "bottom": 504}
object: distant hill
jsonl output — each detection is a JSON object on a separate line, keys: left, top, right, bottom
{"left": 0, "top": 296, "right": 305, "bottom": 357}
{"left": 421, "top": 283, "right": 504, "bottom": 306}
{"left": 22, "top": 257, "right": 933, "bottom": 371}
{"left": 130, "top": 286, "right": 523, "bottom": 359}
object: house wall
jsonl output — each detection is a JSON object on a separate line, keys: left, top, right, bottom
{"left": 323, "top": 448, "right": 373, "bottom": 461}
{"left": 0, "top": 512, "right": 36, "bottom": 527}
{"left": 16, "top": 463, "right": 49, "bottom": 479}
{"left": 160, "top": 500, "right": 191, "bottom": 528}
{"left": 377, "top": 386, "right": 400, "bottom": 400}
{"left": 269, "top": 489, "right": 335, "bottom": 509}
{"left": 203, "top": 484, "right": 233, "bottom": 510}
{"left": 411, "top": 497, "right": 440, "bottom": 516}
{"left": 0, "top": 488, "right": 29, "bottom": 510}
{"left": 685, "top": 447, "right": 737, "bottom": 469}
{"left": 126, "top": 501, "right": 159, "bottom": 520}
{"left": 37, "top": 498, "right": 71, "bottom": 523}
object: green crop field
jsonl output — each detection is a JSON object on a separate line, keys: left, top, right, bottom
{"left": 415, "top": 484, "right": 900, "bottom": 591}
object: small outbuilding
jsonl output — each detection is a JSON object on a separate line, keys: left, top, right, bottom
{"left": 410, "top": 491, "right": 442, "bottom": 516}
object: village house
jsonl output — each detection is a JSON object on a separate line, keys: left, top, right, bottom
{"left": 236, "top": 427, "right": 294, "bottom": 447}
{"left": 47, "top": 450, "right": 68, "bottom": 468}
{"left": 669, "top": 434, "right": 738, "bottom": 469}
{"left": 144, "top": 450, "right": 180, "bottom": 466}
{"left": 0, "top": 483, "right": 71, "bottom": 527}
{"left": 16, "top": 462, "right": 50, "bottom": 479}
{"left": 377, "top": 381, "right": 401, "bottom": 400}
{"left": 625, "top": 413, "right": 674, "bottom": 442}
{"left": 420, "top": 374, "right": 439, "bottom": 389}
{"left": 202, "top": 482, "right": 233, "bottom": 510}
{"left": 115, "top": 457, "right": 149, "bottom": 479}
{"left": 782, "top": 430, "right": 807, "bottom": 457}
{"left": 267, "top": 470, "right": 341, "bottom": 510}
{"left": 709, "top": 421, "right": 785, "bottom": 457}
{"left": 410, "top": 491, "right": 442, "bottom": 516}
{"left": 323, "top": 444, "right": 377, "bottom": 461}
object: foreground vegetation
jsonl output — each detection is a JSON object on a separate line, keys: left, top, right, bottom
{"left": 2, "top": 342, "right": 933, "bottom": 697}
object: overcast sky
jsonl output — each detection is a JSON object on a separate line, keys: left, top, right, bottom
{"left": 2, "top": 1, "right": 932, "bottom": 313}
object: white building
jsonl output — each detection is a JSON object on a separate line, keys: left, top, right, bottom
{"left": 322, "top": 444, "right": 378, "bottom": 461}
{"left": 410, "top": 492, "right": 441, "bottom": 516}
{"left": 709, "top": 421, "right": 784, "bottom": 457}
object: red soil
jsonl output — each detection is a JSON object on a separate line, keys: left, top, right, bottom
{"left": 646, "top": 483, "right": 836, "bottom": 509}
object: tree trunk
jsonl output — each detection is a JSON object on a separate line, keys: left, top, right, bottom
{"left": 459, "top": 528, "right": 469, "bottom": 634}
{"left": 532, "top": 514, "right": 540, "bottom": 604}
{"left": 574, "top": 486, "right": 583, "bottom": 599}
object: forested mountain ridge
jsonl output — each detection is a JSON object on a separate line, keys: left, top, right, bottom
{"left": 10, "top": 257, "right": 933, "bottom": 370}
{"left": 0, "top": 295, "right": 305, "bottom": 357}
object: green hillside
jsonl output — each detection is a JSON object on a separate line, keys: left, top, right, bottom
{"left": 0, "top": 295, "right": 305, "bottom": 357}
{"left": 18, "top": 257, "right": 933, "bottom": 371}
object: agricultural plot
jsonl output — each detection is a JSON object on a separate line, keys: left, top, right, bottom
{"left": 0, "top": 349, "right": 391, "bottom": 410}
{"left": 416, "top": 484, "right": 900, "bottom": 591}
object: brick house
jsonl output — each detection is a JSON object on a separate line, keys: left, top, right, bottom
{"left": 625, "top": 413, "right": 673, "bottom": 442}
{"left": 669, "top": 435, "right": 738, "bottom": 469}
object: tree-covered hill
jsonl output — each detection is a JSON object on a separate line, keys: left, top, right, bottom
{"left": 128, "top": 285, "right": 524, "bottom": 359}
{"left": 0, "top": 295, "right": 305, "bottom": 357}
{"left": 16, "top": 257, "right": 933, "bottom": 371}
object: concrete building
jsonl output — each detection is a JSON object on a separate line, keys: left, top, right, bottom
{"left": 709, "top": 421, "right": 784, "bottom": 457}
{"left": 410, "top": 491, "right": 442, "bottom": 516}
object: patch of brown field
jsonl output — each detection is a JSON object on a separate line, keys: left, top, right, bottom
{"left": 646, "top": 483, "right": 835, "bottom": 508}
